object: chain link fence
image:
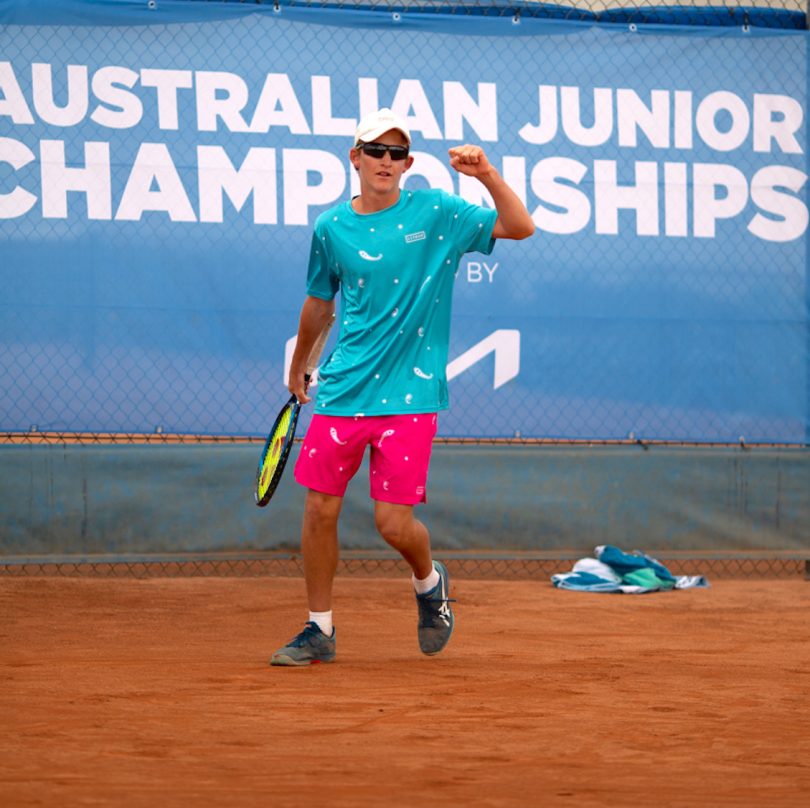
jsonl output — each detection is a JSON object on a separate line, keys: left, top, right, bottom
{"left": 1, "top": 0, "right": 808, "bottom": 445}
{"left": 1, "top": 1, "right": 807, "bottom": 577}
{"left": 0, "top": 551, "right": 806, "bottom": 579}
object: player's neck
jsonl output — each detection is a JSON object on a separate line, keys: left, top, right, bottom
{"left": 351, "top": 187, "right": 401, "bottom": 215}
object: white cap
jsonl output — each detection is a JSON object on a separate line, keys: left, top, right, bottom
{"left": 354, "top": 108, "right": 411, "bottom": 146}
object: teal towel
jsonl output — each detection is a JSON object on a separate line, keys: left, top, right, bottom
{"left": 552, "top": 546, "right": 709, "bottom": 593}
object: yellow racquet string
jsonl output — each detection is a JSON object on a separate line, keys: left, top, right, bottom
{"left": 259, "top": 407, "right": 292, "bottom": 497}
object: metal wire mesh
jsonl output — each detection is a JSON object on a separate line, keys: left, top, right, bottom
{"left": 1, "top": 1, "right": 807, "bottom": 576}
{"left": 0, "top": 431, "right": 800, "bottom": 449}
{"left": 1, "top": 0, "right": 808, "bottom": 445}
{"left": 0, "top": 552, "right": 805, "bottom": 579}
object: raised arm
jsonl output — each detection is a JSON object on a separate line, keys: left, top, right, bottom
{"left": 288, "top": 295, "right": 335, "bottom": 404}
{"left": 448, "top": 145, "right": 535, "bottom": 240}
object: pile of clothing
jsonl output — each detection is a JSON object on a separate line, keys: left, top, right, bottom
{"left": 551, "top": 545, "right": 710, "bottom": 594}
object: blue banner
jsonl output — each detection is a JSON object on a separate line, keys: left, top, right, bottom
{"left": 1, "top": 4, "right": 807, "bottom": 442}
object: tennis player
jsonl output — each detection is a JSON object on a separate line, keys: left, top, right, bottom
{"left": 271, "top": 108, "right": 534, "bottom": 665}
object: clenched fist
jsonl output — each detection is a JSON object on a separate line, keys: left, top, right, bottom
{"left": 448, "top": 145, "right": 495, "bottom": 178}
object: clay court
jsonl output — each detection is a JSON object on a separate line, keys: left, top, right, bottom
{"left": 2, "top": 572, "right": 808, "bottom": 806}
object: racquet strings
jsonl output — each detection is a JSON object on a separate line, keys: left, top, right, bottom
{"left": 257, "top": 404, "right": 293, "bottom": 501}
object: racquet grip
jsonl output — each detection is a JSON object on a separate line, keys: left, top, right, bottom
{"left": 305, "top": 313, "right": 336, "bottom": 375}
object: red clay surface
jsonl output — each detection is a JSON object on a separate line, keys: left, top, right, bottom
{"left": 1, "top": 575, "right": 809, "bottom": 807}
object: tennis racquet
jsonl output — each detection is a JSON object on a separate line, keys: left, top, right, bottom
{"left": 254, "top": 314, "right": 335, "bottom": 507}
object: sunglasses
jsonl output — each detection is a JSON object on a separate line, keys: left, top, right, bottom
{"left": 357, "top": 142, "right": 410, "bottom": 161}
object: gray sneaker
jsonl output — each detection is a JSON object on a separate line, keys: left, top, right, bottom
{"left": 270, "top": 621, "right": 336, "bottom": 666}
{"left": 416, "top": 561, "right": 455, "bottom": 655}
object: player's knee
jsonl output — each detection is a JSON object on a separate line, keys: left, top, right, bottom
{"left": 303, "top": 490, "right": 342, "bottom": 529}
{"left": 374, "top": 510, "right": 408, "bottom": 548}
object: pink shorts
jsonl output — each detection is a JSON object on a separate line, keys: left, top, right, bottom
{"left": 294, "top": 413, "right": 438, "bottom": 505}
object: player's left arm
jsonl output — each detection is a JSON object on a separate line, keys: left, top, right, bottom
{"left": 448, "top": 145, "right": 535, "bottom": 240}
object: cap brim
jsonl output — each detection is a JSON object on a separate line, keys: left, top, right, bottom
{"left": 355, "top": 126, "right": 411, "bottom": 146}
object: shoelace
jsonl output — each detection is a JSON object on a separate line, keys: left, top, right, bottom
{"left": 418, "top": 593, "right": 457, "bottom": 606}
{"left": 288, "top": 622, "right": 326, "bottom": 647}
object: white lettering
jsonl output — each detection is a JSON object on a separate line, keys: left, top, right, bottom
{"left": 195, "top": 71, "right": 250, "bottom": 133}
{"left": 357, "top": 77, "right": 379, "bottom": 120}
{"left": 617, "top": 89, "right": 670, "bottom": 149}
{"left": 40, "top": 139, "right": 111, "bottom": 219}
{"left": 282, "top": 148, "right": 344, "bottom": 225}
{"left": 753, "top": 93, "right": 803, "bottom": 154}
{"left": 674, "top": 91, "right": 693, "bottom": 150}
{"left": 594, "top": 160, "right": 659, "bottom": 236}
{"left": 695, "top": 91, "right": 750, "bottom": 152}
{"left": 443, "top": 81, "right": 497, "bottom": 142}
{"left": 250, "top": 73, "right": 310, "bottom": 135}
{"left": 140, "top": 69, "right": 193, "bottom": 130}
{"left": 402, "top": 151, "right": 454, "bottom": 194}
{"left": 459, "top": 156, "right": 527, "bottom": 210}
{"left": 519, "top": 85, "right": 557, "bottom": 145}
{"left": 32, "top": 63, "right": 88, "bottom": 127}
{"left": 198, "top": 145, "right": 277, "bottom": 224}
{"left": 311, "top": 76, "right": 355, "bottom": 136}
{"left": 692, "top": 162, "right": 748, "bottom": 238}
{"left": 561, "top": 86, "right": 612, "bottom": 147}
{"left": 115, "top": 142, "right": 195, "bottom": 221}
{"left": 530, "top": 157, "right": 591, "bottom": 234}
{"left": 0, "top": 137, "right": 37, "bottom": 218}
{"left": 0, "top": 61, "right": 34, "bottom": 124}
{"left": 391, "top": 79, "right": 442, "bottom": 140}
{"left": 90, "top": 66, "right": 142, "bottom": 129}
{"left": 664, "top": 162, "right": 688, "bottom": 237}
{"left": 464, "top": 261, "right": 498, "bottom": 283}
{"left": 748, "top": 166, "right": 808, "bottom": 242}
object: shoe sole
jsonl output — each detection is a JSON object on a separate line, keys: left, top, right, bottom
{"left": 421, "top": 616, "right": 454, "bottom": 655}
{"left": 270, "top": 653, "right": 334, "bottom": 666}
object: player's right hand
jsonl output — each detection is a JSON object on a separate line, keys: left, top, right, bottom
{"left": 288, "top": 370, "right": 310, "bottom": 404}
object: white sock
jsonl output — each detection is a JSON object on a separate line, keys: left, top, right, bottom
{"left": 412, "top": 565, "right": 440, "bottom": 595}
{"left": 309, "top": 610, "right": 333, "bottom": 636}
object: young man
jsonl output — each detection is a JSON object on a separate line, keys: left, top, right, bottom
{"left": 271, "top": 108, "right": 534, "bottom": 666}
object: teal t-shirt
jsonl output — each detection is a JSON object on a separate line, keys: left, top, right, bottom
{"left": 306, "top": 188, "right": 498, "bottom": 416}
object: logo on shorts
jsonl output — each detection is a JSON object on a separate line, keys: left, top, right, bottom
{"left": 405, "top": 231, "right": 426, "bottom": 244}
{"left": 329, "top": 427, "right": 348, "bottom": 445}
{"left": 416, "top": 486, "right": 425, "bottom": 496}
